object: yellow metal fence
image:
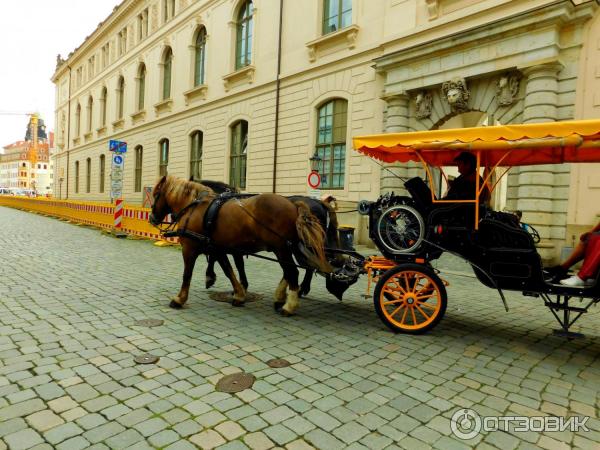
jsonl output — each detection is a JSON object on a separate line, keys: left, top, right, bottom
{"left": 0, "top": 196, "right": 177, "bottom": 243}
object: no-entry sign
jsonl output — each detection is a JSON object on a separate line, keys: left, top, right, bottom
{"left": 307, "top": 171, "right": 321, "bottom": 189}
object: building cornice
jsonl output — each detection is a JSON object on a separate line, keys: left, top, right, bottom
{"left": 373, "top": 0, "right": 596, "bottom": 72}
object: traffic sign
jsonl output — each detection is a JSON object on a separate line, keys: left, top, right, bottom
{"left": 307, "top": 171, "right": 321, "bottom": 189}
{"left": 109, "top": 140, "right": 127, "bottom": 153}
{"left": 111, "top": 150, "right": 125, "bottom": 200}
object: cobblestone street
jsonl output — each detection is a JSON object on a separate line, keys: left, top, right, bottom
{"left": 1, "top": 206, "right": 599, "bottom": 449}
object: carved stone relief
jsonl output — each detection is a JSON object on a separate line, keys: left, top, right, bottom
{"left": 496, "top": 72, "right": 521, "bottom": 106}
{"left": 442, "top": 77, "right": 470, "bottom": 112}
{"left": 414, "top": 90, "right": 433, "bottom": 119}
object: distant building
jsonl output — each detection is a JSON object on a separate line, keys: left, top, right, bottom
{"left": 0, "top": 131, "right": 54, "bottom": 195}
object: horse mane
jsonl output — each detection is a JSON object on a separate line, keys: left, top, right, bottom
{"left": 199, "top": 179, "right": 239, "bottom": 194}
{"left": 163, "top": 175, "right": 213, "bottom": 203}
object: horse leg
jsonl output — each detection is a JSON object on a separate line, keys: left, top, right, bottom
{"left": 277, "top": 251, "right": 300, "bottom": 316}
{"left": 205, "top": 254, "right": 217, "bottom": 289}
{"left": 299, "top": 269, "right": 313, "bottom": 297}
{"left": 274, "top": 278, "right": 288, "bottom": 311}
{"left": 233, "top": 253, "right": 249, "bottom": 291}
{"left": 217, "top": 255, "right": 246, "bottom": 306}
{"left": 170, "top": 243, "right": 200, "bottom": 309}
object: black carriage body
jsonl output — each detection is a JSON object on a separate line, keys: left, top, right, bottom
{"left": 367, "top": 177, "right": 600, "bottom": 298}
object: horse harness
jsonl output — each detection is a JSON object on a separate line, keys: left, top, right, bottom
{"left": 163, "top": 191, "right": 293, "bottom": 248}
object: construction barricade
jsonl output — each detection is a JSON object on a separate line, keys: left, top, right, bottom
{"left": 0, "top": 196, "right": 178, "bottom": 244}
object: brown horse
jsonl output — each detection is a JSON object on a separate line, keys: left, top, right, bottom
{"left": 149, "top": 176, "right": 332, "bottom": 315}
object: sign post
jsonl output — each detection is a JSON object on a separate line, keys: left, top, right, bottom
{"left": 307, "top": 170, "right": 321, "bottom": 199}
{"left": 109, "top": 140, "right": 127, "bottom": 237}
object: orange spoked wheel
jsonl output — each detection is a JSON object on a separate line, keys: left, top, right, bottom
{"left": 373, "top": 263, "right": 447, "bottom": 334}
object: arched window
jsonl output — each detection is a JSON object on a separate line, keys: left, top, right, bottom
{"left": 190, "top": 131, "right": 203, "bottom": 181}
{"left": 235, "top": 1, "right": 253, "bottom": 70}
{"left": 323, "top": 0, "right": 352, "bottom": 35}
{"left": 99, "top": 155, "right": 105, "bottom": 193}
{"left": 75, "top": 103, "right": 81, "bottom": 136}
{"left": 230, "top": 121, "right": 248, "bottom": 189}
{"left": 86, "top": 96, "right": 94, "bottom": 133}
{"left": 315, "top": 99, "right": 347, "bottom": 189}
{"left": 162, "top": 48, "right": 173, "bottom": 100}
{"left": 86, "top": 158, "right": 91, "bottom": 193}
{"left": 137, "top": 64, "right": 146, "bottom": 111}
{"left": 117, "top": 76, "right": 125, "bottom": 119}
{"left": 75, "top": 161, "right": 80, "bottom": 193}
{"left": 134, "top": 146, "right": 143, "bottom": 192}
{"left": 159, "top": 139, "right": 169, "bottom": 176}
{"left": 194, "top": 27, "right": 207, "bottom": 86}
{"left": 100, "top": 87, "right": 107, "bottom": 126}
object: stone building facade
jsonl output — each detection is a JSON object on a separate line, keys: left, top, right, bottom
{"left": 51, "top": 0, "right": 600, "bottom": 261}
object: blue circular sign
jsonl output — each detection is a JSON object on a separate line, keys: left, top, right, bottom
{"left": 114, "top": 155, "right": 123, "bottom": 164}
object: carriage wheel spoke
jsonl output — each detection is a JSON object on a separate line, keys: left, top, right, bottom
{"left": 417, "top": 301, "right": 436, "bottom": 310}
{"left": 410, "top": 307, "right": 418, "bottom": 325}
{"left": 415, "top": 281, "right": 432, "bottom": 296}
{"left": 414, "top": 304, "right": 431, "bottom": 320}
{"left": 388, "top": 303, "right": 407, "bottom": 323}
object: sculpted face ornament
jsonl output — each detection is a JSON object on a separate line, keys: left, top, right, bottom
{"left": 415, "top": 91, "right": 433, "bottom": 120}
{"left": 442, "top": 77, "right": 470, "bottom": 112}
{"left": 496, "top": 72, "right": 521, "bottom": 106}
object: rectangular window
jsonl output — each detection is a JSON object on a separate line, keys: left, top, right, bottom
{"left": 99, "top": 155, "right": 105, "bottom": 193}
{"left": 87, "top": 55, "right": 95, "bottom": 79}
{"left": 159, "top": 140, "right": 169, "bottom": 176}
{"left": 76, "top": 67, "right": 83, "bottom": 88}
{"left": 229, "top": 121, "right": 248, "bottom": 190}
{"left": 75, "top": 161, "right": 79, "bottom": 193}
{"left": 118, "top": 28, "right": 128, "bottom": 56}
{"left": 190, "top": 132, "right": 203, "bottom": 181}
{"left": 138, "top": 9, "right": 148, "bottom": 41}
{"left": 86, "top": 159, "right": 91, "bottom": 193}
{"left": 135, "top": 147, "right": 143, "bottom": 192}
{"left": 101, "top": 43, "right": 110, "bottom": 68}
{"left": 323, "top": 0, "right": 352, "bottom": 35}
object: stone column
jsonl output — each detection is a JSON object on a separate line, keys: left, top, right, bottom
{"left": 380, "top": 92, "right": 410, "bottom": 193}
{"left": 513, "top": 62, "right": 565, "bottom": 263}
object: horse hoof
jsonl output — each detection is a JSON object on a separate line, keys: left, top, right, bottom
{"left": 299, "top": 289, "right": 309, "bottom": 298}
{"left": 232, "top": 299, "right": 245, "bottom": 307}
{"left": 205, "top": 279, "right": 215, "bottom": 289}
{"left": 169, "top": 300, "right": 183, "bottom": 309}
{"left": 278, "top": 308, "right": 293, "bottom": 317}
{"left": 273, "top": 302, "right": 284, "bottom": 312}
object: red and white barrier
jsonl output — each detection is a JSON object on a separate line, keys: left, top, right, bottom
{"left": 114, "top": 199, "right": 123, "bottom": 229}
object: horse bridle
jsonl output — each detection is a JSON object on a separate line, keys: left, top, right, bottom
{"left": 151, "top": 189, "right": 212, "bottom": 234}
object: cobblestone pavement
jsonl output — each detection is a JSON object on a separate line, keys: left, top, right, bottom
{"left": 1, "top": 206, "right": 600, "bottom": 450}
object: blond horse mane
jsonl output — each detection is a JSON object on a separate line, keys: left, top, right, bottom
{"left": 161, "top": 176, "right": 214, "bottom": 205}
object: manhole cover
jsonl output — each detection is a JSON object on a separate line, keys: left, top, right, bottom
{"left": 215, "top": 372, "right": 255, "bottom": 393}
{"left": 209, "top": 291, "right": 262, "bottom": 303}
{"left": 133, "top": 319, "right": 164, "bottom": 327}
{"left": 267, "top": 358, "right": 291, "bottom": 368}
{"left": 134, "top": 354, "right": 160, "bottom": 364}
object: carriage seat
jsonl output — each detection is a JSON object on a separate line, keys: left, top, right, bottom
{"left": 404, "top": 177, "right": 435, "bottom": 213}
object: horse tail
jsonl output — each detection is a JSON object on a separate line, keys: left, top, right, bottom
{"left": 294, "top": 201, "right": 332, "bottom": 273}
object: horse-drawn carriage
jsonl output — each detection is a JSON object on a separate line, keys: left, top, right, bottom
{"left": 353, "top": 119, "right": 600, "bottom": 337}
{"left": 150, "top": 119, "right": 600, "bottom": 338}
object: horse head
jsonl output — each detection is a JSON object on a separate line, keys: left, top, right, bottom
{"left": 149, "top": 176, "right": 171, "bottom": 226}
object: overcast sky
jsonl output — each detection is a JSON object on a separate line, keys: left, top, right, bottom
{"left": 0, "top": 1, "right": 121, "bottom": 150}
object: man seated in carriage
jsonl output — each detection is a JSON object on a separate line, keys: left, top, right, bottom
{"left": 443, "top": 151, "right": 490, "bottom": 204}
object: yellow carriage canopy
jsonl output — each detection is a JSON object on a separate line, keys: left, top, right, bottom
{"left": 353, "top": 119, "right": 600, "bottom": 167}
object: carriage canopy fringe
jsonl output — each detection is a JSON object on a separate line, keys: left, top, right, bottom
{"left": 353, "top": 119, "right": 600, "bottom": 167}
